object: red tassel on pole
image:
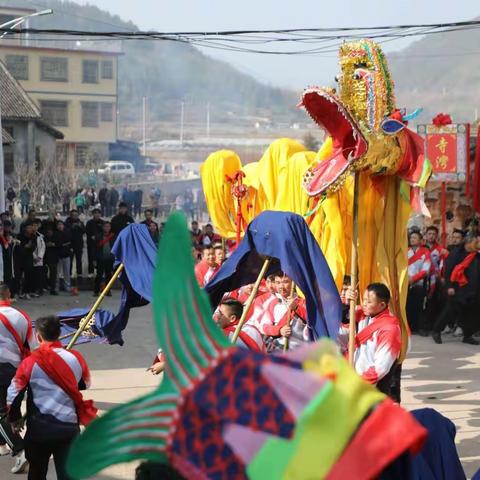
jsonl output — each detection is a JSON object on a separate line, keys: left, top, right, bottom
{"left": 440, "top": 182, "right": 447, "bottom": 247}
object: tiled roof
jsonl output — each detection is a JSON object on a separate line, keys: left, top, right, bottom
{"left": 0, "top": 60, "right": 40, "bottom": 119}
{"left": 2, "top": 128, "right": 14, "bottom": 144}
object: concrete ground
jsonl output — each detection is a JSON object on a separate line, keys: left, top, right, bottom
{"left": 0, "top": 292, "right": 478, "bottom": 479}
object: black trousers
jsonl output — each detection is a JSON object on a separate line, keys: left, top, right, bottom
{"left": 25, "top": 437, "right": 73, "bottom": 480}
{"left": 46, "top": 262, "right": 58, "bottom": 293}
{"left": 87, "top": 242, "right": 95, "bottom": 275}
{"left": 377, "top": 363, "right": 402, "bottom": 404}
{"left": 457, "top": 301, "right": 479, "bottom": 339}
{"left": 20, "top": 264, "right": 35, "bottom": 294}
{"left": 433, "top": 296, "right": 459, "bottom": 333}
{"left": 70, "top": 247, "right": 83, "bottom": 276}
{"left": 94, "top": 258, "right": 113, "bottom": 294}
{"left": 425, "top": 285, "right": 444, "bottom": 331}
{"left": 0, "top": 386, "right": 24, "bottom": 455}
{"left": 33, "top": 266, "right": 46, "bottom": 293}
{"left": 406, "top": 285, "right": 427, "bottom": 332}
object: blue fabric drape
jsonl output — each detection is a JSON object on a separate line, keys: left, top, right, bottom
{"left": 205, "top": 211, "right": 341, "bottom": 340}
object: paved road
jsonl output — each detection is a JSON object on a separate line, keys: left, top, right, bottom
{"left": 0, "top": 292, "right": 478, "bottom": 479}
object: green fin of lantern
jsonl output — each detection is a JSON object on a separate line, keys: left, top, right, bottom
{"left": 66, "top": 212, "right": 230, "bottom": 479}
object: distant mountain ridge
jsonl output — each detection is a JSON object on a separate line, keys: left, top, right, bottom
{"left": 388, "top": 22, "right": 480, "bottom": 124}
{"left": 0, "top": 0, "right": 302, "bottom": 124}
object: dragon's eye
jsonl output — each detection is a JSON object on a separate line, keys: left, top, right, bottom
{"left": 334, "top": 74, "right": 341, "bottom": 82}
{"left": 353, "top": 73, "right": 361, "bottom": 80}
{"left": 354, "top": 62, "right": 368, "bottom": 69}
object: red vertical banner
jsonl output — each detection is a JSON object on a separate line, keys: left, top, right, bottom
{"left": 473, "top": 127, "right": 480, "bottom": 214}
{"left": 466, "top": 123, "right": 471, "bottom": 197}
{"left": 441, "top": 182, "right": 447, "bottom": 247}
{"left": 426, "top": 133, "right": 458, "bottom": 173}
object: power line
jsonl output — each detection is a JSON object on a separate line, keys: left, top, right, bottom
{"left": 1, "top": 19, "right": 479, "bottom": 55}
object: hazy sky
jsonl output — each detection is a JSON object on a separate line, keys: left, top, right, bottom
{"left": 77, "top": 0, "right": 479, "bottom": 90}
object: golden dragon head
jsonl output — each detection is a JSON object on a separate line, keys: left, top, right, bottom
{"left": 302, "top": 39, "right": 406, "bottom": 196}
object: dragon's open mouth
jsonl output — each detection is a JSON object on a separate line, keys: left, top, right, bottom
{"left": 301, "top": 87, "right": 368, "bottom": 196}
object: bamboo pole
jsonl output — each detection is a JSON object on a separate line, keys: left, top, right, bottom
{"left": 231, "top": 257, "right": 270, "bottom": 344}
{"left": 66, "top": 263, "right": 125, "bottom": 350}
{"left": 283, "top": 281, "right": 297, "bottom": 353}
{"left": 348, "top": 172, "right": 360, "bottom": 365}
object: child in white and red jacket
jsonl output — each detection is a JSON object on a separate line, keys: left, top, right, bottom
{"left": 7, "top": 315, "right": 97, "bottom": 479}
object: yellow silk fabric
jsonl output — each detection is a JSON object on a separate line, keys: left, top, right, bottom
{"left": 200, "top": 150, "right": 242, "bottom": 239}
{"left": 256, "top": 138, "right": 306, "bottom": 210}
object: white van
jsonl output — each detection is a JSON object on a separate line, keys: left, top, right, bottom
{"left": 98, "top": 161, "right": 135, "bottom": 178}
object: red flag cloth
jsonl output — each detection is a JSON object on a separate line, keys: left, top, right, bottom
{"left": 450, "top": 252, "right": 476, "bottom": 287}
{"left": 473, "top": 128, "right": 480, "bottom": 213}
{"left": 32, "top": 342, "right": 97, "bottom": 425}
{"left": 432, "top": 113, "right": 452, "bottom": 127}
{"left": 326, "top": 399, "right": 427, "bottom": 480}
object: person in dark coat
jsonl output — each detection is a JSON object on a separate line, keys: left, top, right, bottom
{"left": 133, "top": 188, "right": 143, "bottom": 218}
{"left": 65, "top": 210, "right": 85, "bottom": 278}
{"left": 16, "top": 222, "right": 36, "bottom": 298}
{"left": 85, "top": 209, "right": 104, "bottom": 277}
{"left": 0, "top": 221, "right": 17, "bottom": 297}
{"left": 432, "top": 232, "right": 480, "bottom": 345}
{"left": 43, "top": 226, "right": 59, "bottom": 295}
{"left": 98, "top": 186, "right": 108, "bottom": 216}
{"left": 94, "top": 222, "right": 115, "bottom": 296}
{"left": 109, "top": 188, "right": 119, "bottom": 217}
{"left": 110, "top": 202, "right": 134, "bottom": 238}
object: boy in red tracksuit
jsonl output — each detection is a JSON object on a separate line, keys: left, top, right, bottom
{"left": 194, "top": 246, "right": 219, "bottom": 287}
{"left": 258, "top": 272, "right": 308, "bottom": 351}
{"left": 0, "top": 284, "right": 32, "bottom": 473}
{"left": 214, "top": 298, "right": 265, "bottom": 352}
{"left": 407, "top": 231, "right": 431, "bottom": 334}
{"left": 7, "top": 315, "right": 97, "bottom": 479}
{"left": 339, "top": 283, "right": 403, "bottom": 402}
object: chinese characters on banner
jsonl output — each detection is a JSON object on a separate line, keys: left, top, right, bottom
{"left": 426, "top": 133, "right": 457, "bottom": 173}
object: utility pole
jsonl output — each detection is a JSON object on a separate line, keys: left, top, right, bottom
{"left": 206, "top": 102, "right": 211, "bottom": 138}
{"left": 142, "top": 96, "right": 147, "bottom": 156}
{"left": 180, "top": 101, "right": 185, "bottom": 145}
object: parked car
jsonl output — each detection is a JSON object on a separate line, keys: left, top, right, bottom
{"left": 98, "top": 161, "right": 135, "bottom": 178}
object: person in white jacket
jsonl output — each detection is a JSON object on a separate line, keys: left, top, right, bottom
{"left": 32, "top": 219, "right": 46, "bottom": 297}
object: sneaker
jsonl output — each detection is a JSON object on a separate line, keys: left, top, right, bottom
{"left": 18, "top": 294, "right": 25, "bottom": 299}
{"left": 11, "top": 451, "right": 28, "bottom": 474}
{"left": 432, "top": 332, "right": 442, "bottom": 344}
{"left": 24, "top": 294, "right": 31, "bottom": 300}
{"left": 453, "top": 327, "right": 463, "bottom": 337}
{"left": 462, "top": 337, "right": 480, "bottom": 346}
{"left": 0, "top": 444, "right": 11, "bottom": 456}
{"left": 441, "top": 325, "right": 453, "bottom": 334}
{"left": 31, "top": 293, "right": 40, "bottom": 298}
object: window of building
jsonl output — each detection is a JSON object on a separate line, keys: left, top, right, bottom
{"left": 4, "top": 150, "right": 14, "bottom": 175}
{"left": 75, "top": 144, "right": 89, "bottom": 167}
{"left": 101, "top": 60, "right": 113, "bottom": 79}
{"left": 40, "top": 100, "right": 68, "bottom": 127}
{"left": 40, "top": 57, "right": 68, "bottom": 82}
{"left": 100, "top": 103, "right": 113, "bottom": 122}
{"left": 82, "top": 60, "right": 98, "bottom": 84}
{"left": 81, "top": 102, "right": 99, "bottom": 127}
{"left": 5, "top": 54, "right": 28, "bottom": 80}
{"left": 56, "top": 144, "right": 67, "bottom": 165}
